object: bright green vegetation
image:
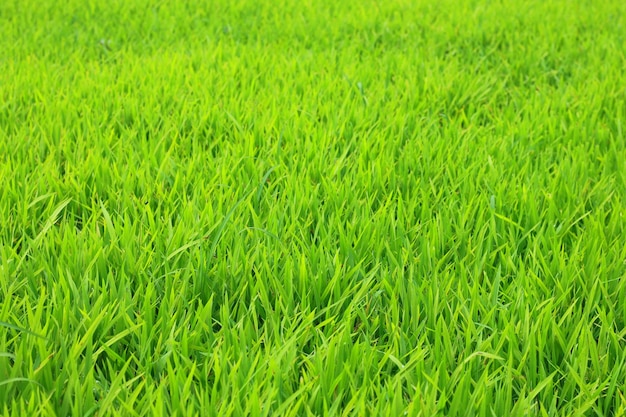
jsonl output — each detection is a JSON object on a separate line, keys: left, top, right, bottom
{"left": 1, "top": 0, "right": 626, "bottom": 415}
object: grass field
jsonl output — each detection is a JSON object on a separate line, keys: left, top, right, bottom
{"left": 1, "top": 0, "right": 626, "bottom": 415}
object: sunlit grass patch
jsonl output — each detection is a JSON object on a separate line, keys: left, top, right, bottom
{"left": 1, "top": 0, "right": 626, "bottom": 415}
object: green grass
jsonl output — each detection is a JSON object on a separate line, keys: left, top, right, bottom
{"left": 1, "top": 0, "right": 626, "bottom": 415}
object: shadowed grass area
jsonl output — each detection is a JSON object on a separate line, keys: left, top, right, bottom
{"left": 1, "top": 0, "right": 626, "bottom": 415}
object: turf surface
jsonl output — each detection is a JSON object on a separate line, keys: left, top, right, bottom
{"left": 1, "top": 0, "right": 626, "bottom": 415}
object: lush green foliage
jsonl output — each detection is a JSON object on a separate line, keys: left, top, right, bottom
{"left": 1, "top": 0, "right": 626, "bottom": 415}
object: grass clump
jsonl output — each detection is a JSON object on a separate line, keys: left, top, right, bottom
{"left": 1, "top": 0, "right": 626, "bottom": 415}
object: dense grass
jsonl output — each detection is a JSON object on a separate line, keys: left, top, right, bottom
{"left": 1, "top": 0, "right": 626, "bottom": 415}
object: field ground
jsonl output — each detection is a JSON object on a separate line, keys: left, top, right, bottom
{"left": 1, "top": 0, "right": 626, "bottom": 415}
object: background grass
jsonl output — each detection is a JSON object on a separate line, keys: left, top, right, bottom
{"left": 1, "top": 0, "right": 626, "bottom": 415}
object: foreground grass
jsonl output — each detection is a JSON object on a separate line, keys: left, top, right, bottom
{"left": 1, "top": 0, "right": 626, "bottom": 415}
